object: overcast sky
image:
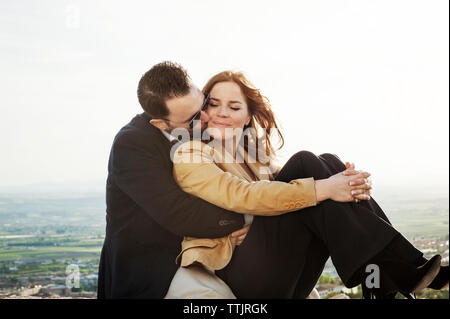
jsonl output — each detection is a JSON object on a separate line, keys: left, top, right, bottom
{"left": 0, "top": 0, "right": 448, "bottom": 195}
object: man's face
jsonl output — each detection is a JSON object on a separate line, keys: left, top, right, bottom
{"left": 163, "top": 85, "right": 210, "bottom": 130}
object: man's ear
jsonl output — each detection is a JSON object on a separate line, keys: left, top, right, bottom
{"left": 149, "top": 119, "right": 168, "bottom": 131}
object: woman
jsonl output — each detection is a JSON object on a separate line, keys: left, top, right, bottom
{"left": 167, "top": 71, "right": 448, "bottom": 299}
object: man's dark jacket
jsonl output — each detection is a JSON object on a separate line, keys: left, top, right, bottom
{"left": 97, "top": 113, "right": 244, "bottom": 298}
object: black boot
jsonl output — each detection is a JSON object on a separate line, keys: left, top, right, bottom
{"left": 410, "top": 255, "right": 442, "bottom": 293}
{"left": 361, "top": 269, "right": 400, "bottom": 299}
{"left": 371, "top": 251, "right": 441, "bottom": 295}
{"left": 359, "top": 234, "right": 441, "bottom": 298}
{"left": 375, "top": 234, "right": 444, "bottom": 293}
{"left": 416, "top": 257, "right": 449, "bottom": 290}
{"left": 428, "top": 265, "right": 449, "bottom": 290}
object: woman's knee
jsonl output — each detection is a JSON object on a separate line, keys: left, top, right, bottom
{"left": 275, "top": 151, "right": 322, "bottom": 182}
{"left": 319, "top": 152, "right": 342, "bottom": 162}
{"left": 290, "top": 150, "right": 320, "bottom": 164}
{"left": 319, "top": 153, "right": 346, "bottom": 172}
{"left": 287, "top": 150, "right": 330, "bottom": 178}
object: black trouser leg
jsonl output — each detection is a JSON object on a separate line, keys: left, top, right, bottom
{"left": 275, "top": 154, "right": 332, "bottom": 298}
{"left": 317, "top": 153, "right": 392, "bottom": 225}
{"left": 314, "top": 153, "right": 424, "bottom": 296}
{"left": 217, "top": 151, "right": 422, "bottom": 298}
{"left": 278, "top": 151, "right": 402, "bottom": 287}
{"left": 317, "top": 153, "right": 423, "bottom": 266}
{"left": 291, "top": 236, "right": 329, "bottom": 298}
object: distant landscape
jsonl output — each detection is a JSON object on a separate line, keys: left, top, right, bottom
{"left": 0, "top": 188, "right": 448, "bottom": 299}
{"left": 0, "top": 193, "right": 104, "bottom": 297}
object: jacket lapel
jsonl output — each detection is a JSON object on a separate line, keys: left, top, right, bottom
{"left": 210, "top": 143, "right": 254, "bottom": 182}
{"left": 208, "top": 141, "right": 273, "bottom": 182}
{"left": 237, "top": 144, "right": 274, "bottom": 181}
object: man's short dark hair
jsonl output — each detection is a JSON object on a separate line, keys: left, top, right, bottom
{"left": 137, "top": 61, "right": 191, "bottom": 118}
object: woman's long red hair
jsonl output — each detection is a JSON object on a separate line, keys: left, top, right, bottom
{"left": 202, "top": 71, "right": 284, "bottom": 163}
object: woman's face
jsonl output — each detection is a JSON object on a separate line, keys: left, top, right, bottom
{"left": 206, "top": 81, "right": 251, "bottom": 141}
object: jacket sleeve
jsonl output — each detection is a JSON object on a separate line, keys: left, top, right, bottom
{"left": 112, "top": 132, "right": 244, "bottom": 238}
{"left": 173, "top": 141, "right": 318, "bottom": 215}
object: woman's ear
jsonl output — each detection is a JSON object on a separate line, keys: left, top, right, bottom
{"left": 149, "top": 119, "right": 168, "bottom": 131}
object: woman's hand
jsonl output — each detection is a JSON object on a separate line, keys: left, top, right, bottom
{"left": 314, "top": 167, "right": 372, "bottom": 203}
{"left": 343, "top": 162, "right": 372, "bottom": 202}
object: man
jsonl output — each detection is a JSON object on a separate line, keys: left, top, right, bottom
{"left": 98, "top": 62, "right": 247, "bottom": 298}
{"left": 98, "top": 61, "right": 371, "bottom": 298}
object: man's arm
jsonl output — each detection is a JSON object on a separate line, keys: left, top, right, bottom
{"left": 112, "top": 134, "right": 244, "bottom": 238}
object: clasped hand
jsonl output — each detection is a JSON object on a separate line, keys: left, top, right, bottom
{"left": 340, "top": 162, "right": 372, "bottom": 202}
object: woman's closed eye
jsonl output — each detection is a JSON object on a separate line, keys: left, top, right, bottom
{"left": 208, "top": 103, "right": 240, "bottom": 111}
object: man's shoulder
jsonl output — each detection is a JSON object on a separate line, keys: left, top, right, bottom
{"left": 113, "top": 113, "right": 162, "bottom": 147}
{"left": 108, "top": 114, "right": 171, "bottom": 169}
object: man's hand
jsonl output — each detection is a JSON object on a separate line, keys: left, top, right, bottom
{"left": 230, "top": 224, "right": 251, "bottom": 246}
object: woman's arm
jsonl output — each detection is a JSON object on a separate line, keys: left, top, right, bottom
{"left": 173, "top": 141, "right": 317, "bottom": 216}
{"left": 113, "top": 133, "right": 244, "bottom": 238}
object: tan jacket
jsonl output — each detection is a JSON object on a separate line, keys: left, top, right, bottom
{"left": 172, "top": 140, "right": 317, "bottom": 270}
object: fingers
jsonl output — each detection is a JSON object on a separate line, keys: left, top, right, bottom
{"left": 229, "top": 237, "right": 238, "bottom": 246}
{"left": 348, "top": 172, "right": 371, "bottom": 186}
{"left": 231, "top": 225, "right": 250, "bottom": 238}
{"left": 234, "top": 225, "right": 251, "bottom": 245}
{"left": 343, "top": 161, "right": 356, "bottom": 176}
{"left": 351, "top": 188, "right": 371, "bottom": 201}
{"left": 344, "top": 168, "right": 370, "bottom": 178}
{"left": 232, "top": 233, "right": 248, "bottom": 246}
{"left": 350, "top": 182, "right": 372, "bottom": 190}
{"left": 341, "top": 168, "right": 373, "bottom": 203}
{"left": 351, "top": 187, "right": 371, "bottom": 196}
{"left": 345, "top": 162, "right": 355, "bottom": 170}
{"left": 353, "top": 193, "right": 371, "bottom": 200}
{"left": 231, "top": 229, "right": 245, "bottom": 238}
{"left": 343, "top": 169, "right": 359, "bottom": 176}
{"left": 360, "top": 171, "right": 371, "bottom": 178}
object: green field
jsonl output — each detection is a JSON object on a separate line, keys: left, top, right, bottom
{"left": 0, "top": 192, "right": 448, "bottom": 298}
{"left": 0, "top": 246, "right": 101, "bottom": 262}
{"left": 376, "top": 196, "right": 449, "bottom": 239}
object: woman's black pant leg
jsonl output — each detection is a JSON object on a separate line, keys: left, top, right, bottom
{"left": 217, "top": 151, "right": 421, "bottom": 298}
{"left": 291, "top": 237, "right": 329, "bottom": 298}
{"left": 215, "top": 151, "right": 333, "bottom": 298}
{"left": 318, "top": 153, "right": 392, "bottom": 225}
{"left": 274, "top": 152, "right": 332, "bottom": 298}
{"left": 216, "top": 215, "right": 316, "bottom": 298}
{"left": 275, "top": 151, "right": 401, "bottom": 287}
{"left": 318, "top": 152, "right": 423, "bottom": 267}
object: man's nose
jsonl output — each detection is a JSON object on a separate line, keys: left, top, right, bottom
{"left": 200, "top": 110, "right": 210, "bottom": 123}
